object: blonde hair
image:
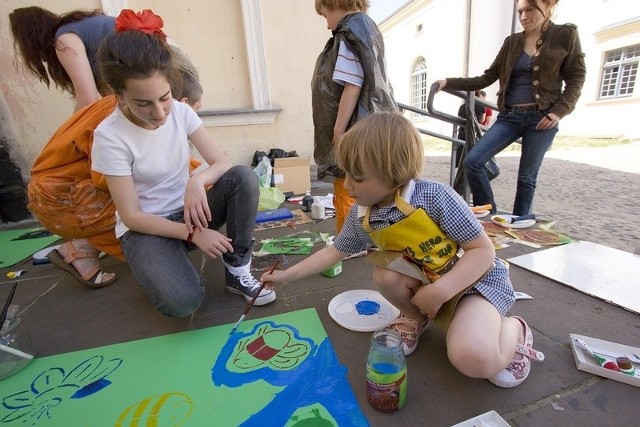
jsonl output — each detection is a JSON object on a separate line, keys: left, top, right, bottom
{"left": 337, "top": 112, "right": 424, "bottom": 189}
{"left": 315, "top": 0, "right": 369, "bottom": 15}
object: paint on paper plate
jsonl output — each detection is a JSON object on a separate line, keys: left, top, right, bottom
{"left": 328, "top": 290, "right": 400, "bottom": 332}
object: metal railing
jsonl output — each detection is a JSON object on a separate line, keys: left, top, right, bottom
{"left": 397, "top": 83, "right": 498, "bottom": 202}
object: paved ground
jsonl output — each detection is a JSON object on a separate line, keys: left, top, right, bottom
{"left": 1, "top": 152, "right": 639, "bottom": 426}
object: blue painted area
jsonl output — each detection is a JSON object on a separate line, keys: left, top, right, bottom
{"left": 355, "top": 300, "right": 380, "bottom": 316}
{"left": 371, "top": 363, "right": 399, "bottom": 374}
{"left": 212, "top": 321, "right": 316, "bottom": 387}
{"left": 211, "top": 321, "right": 369, "bottom": 427}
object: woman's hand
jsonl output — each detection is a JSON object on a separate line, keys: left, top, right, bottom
{"left": 537, "top": 112, "right": 560, "bottom": 130}
{"left": 434, "top": 79, "right": 447, "bottom": 91}
{"left": 190, "top": 228, "right": 233, "bottom": 258}
{"left": 183, "top": 174, "right": 211, "bottom": 231}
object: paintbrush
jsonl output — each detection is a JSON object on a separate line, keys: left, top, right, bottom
{"left": 229, "top": 260, "right": 281, "bottom": 335}
{"left": 0, "top": 283, "right": 18, "bottom": 332}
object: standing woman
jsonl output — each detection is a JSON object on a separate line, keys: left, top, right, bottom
{"left": 91, "top": 26, "right": 275, "bottom": 317}
{"left": 435, "top": 0, "right": 585, "bottom": 215}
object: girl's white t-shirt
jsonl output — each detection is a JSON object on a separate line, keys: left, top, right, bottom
{"left": 92, "top": 100, "right": 202, "bottom": 237}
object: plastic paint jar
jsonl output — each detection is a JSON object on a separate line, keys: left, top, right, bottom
{"left": 321, "top": 237, "right": 342, "bottom": 278}
{"left": 302, "top": 191, "right": 314, "bottom": 213}
{"left": 366, "top": 329, "right": 407, "bottom": 412}
{"left": 311, "top": 197, "right": 325, "bottom": 220}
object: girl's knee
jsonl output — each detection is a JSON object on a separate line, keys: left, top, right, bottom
{"left": 448, "top": 340, "right": 497, "bottom": 378}
{"left": 155, "top": 285, "right": 204, "bottom": 318}
{"left": 230, "top": 165, "right": 258, "bottom": 185}
{"left": 372, "top": 267, "right": 398, "bottom": 290}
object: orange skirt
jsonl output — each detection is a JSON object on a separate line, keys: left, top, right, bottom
{"left": 28, "top": 96, "right": 203, "bottom": 261}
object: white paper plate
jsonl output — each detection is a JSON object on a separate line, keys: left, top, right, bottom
{"left": 328, "top": 289, "right": 400, "bottom": 332}
{"left": 32, "top": 244, "right": 61, "bottom": 261}
{"left": 491, "top": 215, "right": 536, "bottom": 229}
{"left": 474, "top": 210, "right": 490, "bottom": 218}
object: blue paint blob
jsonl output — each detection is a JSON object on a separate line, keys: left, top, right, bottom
{"left": 71, "top": 378, "right": 112, "bottom": 399}
{"left": 355, "top": 300, "right": 380, "bottom": 316}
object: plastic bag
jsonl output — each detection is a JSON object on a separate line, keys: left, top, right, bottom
{"left": 253, "top": 157, "right": 285, "bottom": 210}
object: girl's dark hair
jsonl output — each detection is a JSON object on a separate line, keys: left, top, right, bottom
{"left": 9, "top": 6, "right": 103, "bottom": 95}
{"left": 98, "top": 30, "right": 177, "bottom": 95}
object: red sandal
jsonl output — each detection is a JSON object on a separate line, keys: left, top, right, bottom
{"left": 489, "top": 316, "right": 545, "bottom": 388}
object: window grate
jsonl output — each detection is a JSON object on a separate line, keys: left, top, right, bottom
{"left": 599, "top": 44, "right": 639, "bottom": 99}
{"left": 411, "top": 58, "right": 428, "bottom": 115}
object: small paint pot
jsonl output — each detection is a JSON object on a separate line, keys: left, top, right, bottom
{"left": 616, "top": 356, "right": 635, "bottom": 375}
{"left": 311, "top": 199, "right": 325, "bottom": 220}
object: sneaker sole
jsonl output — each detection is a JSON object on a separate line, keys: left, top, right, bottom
{"left": 488, "top": 374, "right": 527, "bottom": 388}
{"left": 226, "top": 286, "right": 276, "bottom": 306}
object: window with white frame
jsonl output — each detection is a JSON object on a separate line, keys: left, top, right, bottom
{"left": 599, "top": 44, "right": 640, "bottom": 99}
{"left": 411, "top": 58, "right": 428, "bottom": 113}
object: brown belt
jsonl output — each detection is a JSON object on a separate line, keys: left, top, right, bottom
{"left": 506, "top": 104, "right": 538, "bottom": 111}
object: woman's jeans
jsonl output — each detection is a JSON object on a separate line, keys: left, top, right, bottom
{"left": 120, "top": 165, "right": 259, "bottom": 317}
{"left": 463, "top": 110, "right": 558, "bottom": 215}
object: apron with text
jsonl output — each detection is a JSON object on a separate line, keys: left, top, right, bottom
{"left": 363, "top": 193, "right": 476, "bottom": 331}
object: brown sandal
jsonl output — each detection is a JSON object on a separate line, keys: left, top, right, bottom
{"left": 47, "top": 241, "right": 116, "bottom": 288}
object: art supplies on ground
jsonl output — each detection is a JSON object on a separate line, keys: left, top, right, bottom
{"left": 253, "top": 231, "right": 330, "bottom": 256}
{"left": 255, "top": 208, "right": 293, "bottom": 223}
{"left": 452, "top": 410, "right": 510, "bottom": 427}
{"left": 570, "top": 333, "right": 640, "bottom": 387}
{"left": 254, "top": 209, "right": 313, "bottom": 232}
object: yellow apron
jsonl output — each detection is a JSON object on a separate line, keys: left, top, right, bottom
{"left": 363, "top": 192, "right": 478, "bottom": 331}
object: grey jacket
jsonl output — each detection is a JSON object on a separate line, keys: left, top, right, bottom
{"left": 446, "top": 22, "right": 586, "bottom": 119}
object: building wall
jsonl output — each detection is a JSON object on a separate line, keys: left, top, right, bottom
{"left": 380, "top": 0, "right": 640, "bottom": 139}
{"left": 0, "top": 0, "right": 328, "bottom": 181}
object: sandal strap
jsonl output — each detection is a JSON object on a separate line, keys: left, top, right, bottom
{"left": 388, "top": 314, "right": 428, "bottom": 333}
{"left": 389, "top": 315, "right": 423, "bottom": 330}
{"left": 512, "top": 316, "right": 545, "bottom": 362}
{"left": 515, "top": 343, "right": 545, "bottom": 361}
{"left": 61, "top": 240, "right": 99, "bottom": 264}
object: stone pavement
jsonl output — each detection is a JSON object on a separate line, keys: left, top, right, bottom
{"left": 1, "top": 173, "right": 639, "bottom": 426}
{"left": 0, "top": 146, "right": 640, "bottom": 427}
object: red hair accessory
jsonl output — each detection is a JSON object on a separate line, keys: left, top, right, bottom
{"left": 115, "top": 9, "right": 167, "bottom": 41}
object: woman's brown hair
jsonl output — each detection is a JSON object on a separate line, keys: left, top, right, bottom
{"left": 9, "top": 6, "right": 103, "bottom": 95}
{"left": 98, "top": 30, "right": 177, "bottom": 96}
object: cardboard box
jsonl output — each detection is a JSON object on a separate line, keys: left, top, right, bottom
{"left": 570, "top": 333, "right": 640, "bottom": 387}
{"left": 272, "top": 157, "right": 310, "bottom": 196}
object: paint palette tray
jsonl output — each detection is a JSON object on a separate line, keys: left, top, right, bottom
{"left": 570, "top": 333, "right": 640, "bottom": 388}
{"left": 328, "top": 290, "right": 400, "bottom": 332}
